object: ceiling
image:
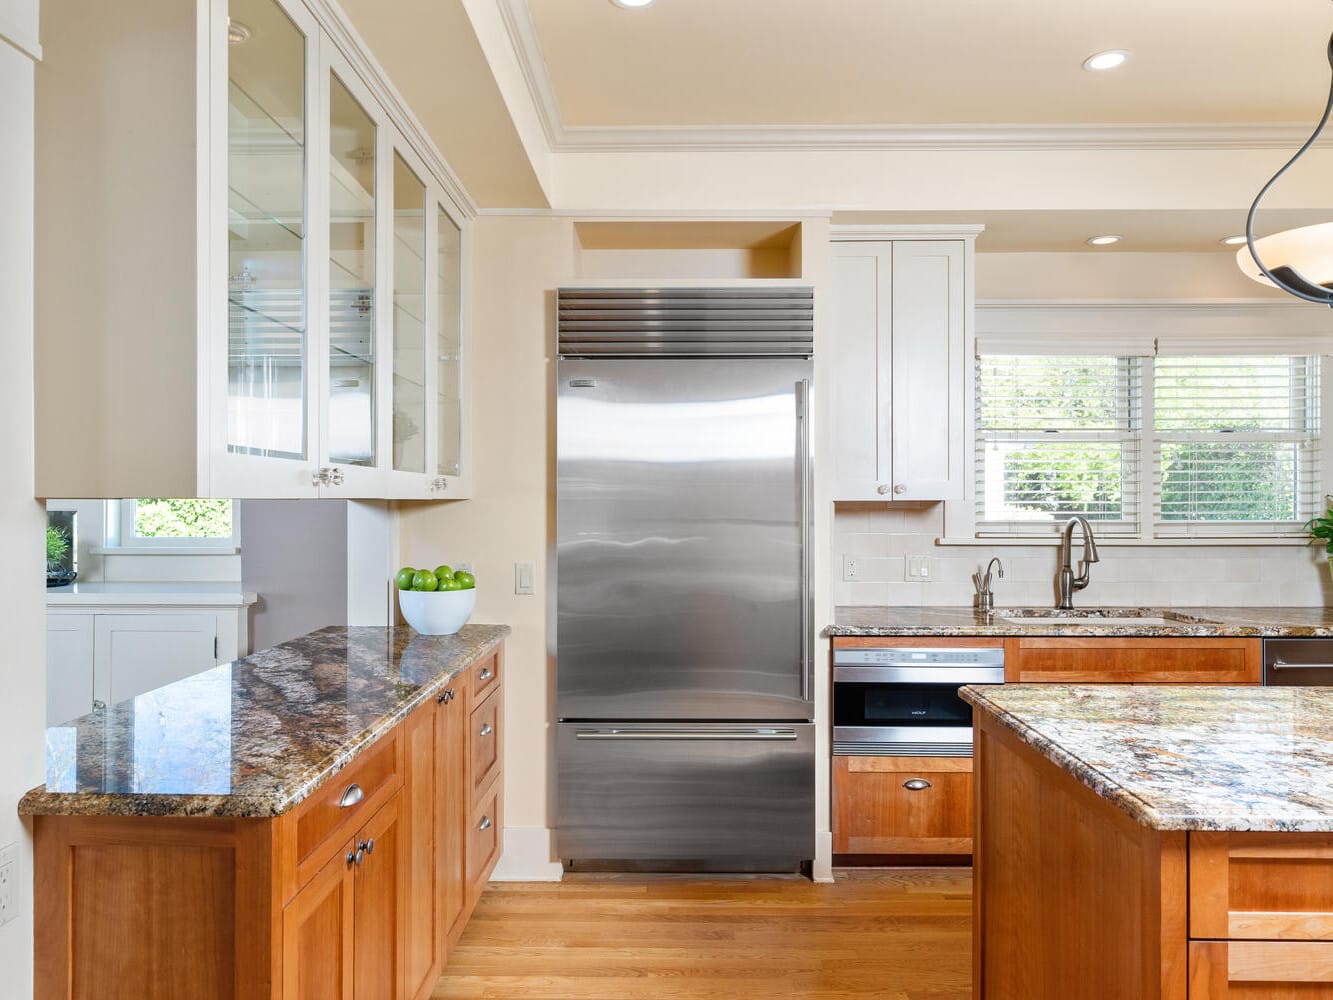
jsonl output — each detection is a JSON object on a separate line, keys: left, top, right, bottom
{"left": 338, "top": 0, "right": 548, "bottom": 208}
{"left": 526, "top": 0, "right": 1333, "bottom": 128}
{"left": 832, "top": 209, "right": 1333, "bottom": 254}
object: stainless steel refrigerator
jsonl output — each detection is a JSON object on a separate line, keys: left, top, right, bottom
{"left": 555, "top": 287, "right": 815, "bottom": 871}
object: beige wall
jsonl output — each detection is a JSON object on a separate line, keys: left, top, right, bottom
{"left": 0, "top": 1, "right": 45, "bottom": 992}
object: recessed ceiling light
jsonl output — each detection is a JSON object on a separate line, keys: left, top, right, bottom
{"left": 227, "top": 18, "right": 252, "bottom": 44}
{"left": 1220, "top": 235, "right": 1248, "bottom": 246}
{"left": 1086, "top": 235, "right": 1123, "bottom": 247}
{"left": 610, "top": 0, "right": 655, "bottom": 7}
{"left": 1083, "top": 50, "right": 1130, "bottom": 72}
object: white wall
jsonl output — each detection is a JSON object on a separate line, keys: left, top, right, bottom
{"left": 0, "top": 1, "right": 44, "bottom": 994}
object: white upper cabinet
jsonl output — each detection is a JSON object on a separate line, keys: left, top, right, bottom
{"left": 34, "top": 0, "right": 471, "bottom": 500}
{"left": 829, "top": 233, "right": 976, "bottom": 502}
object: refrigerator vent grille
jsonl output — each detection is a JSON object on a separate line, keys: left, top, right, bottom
{"left": 832, "top": 741, "right": 974, "bottom": 758}
{"left": 557, "top": 287, "right": 814, "bottom": 356}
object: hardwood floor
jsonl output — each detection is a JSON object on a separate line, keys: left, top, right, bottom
{"left": 433, "top": 869, "right": 972, "bottom": 1000}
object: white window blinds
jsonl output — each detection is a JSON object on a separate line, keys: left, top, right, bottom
{"left": 976, "top": 352, "right": 1321, "bottom": 539}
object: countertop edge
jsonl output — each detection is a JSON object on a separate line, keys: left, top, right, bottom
{"left": 18, "top": 625, "right": 511, "bottom": 820}
{"left": 961, "top": 684, "right": 1174, "bottom": 831}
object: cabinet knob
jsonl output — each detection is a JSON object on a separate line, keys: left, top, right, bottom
{"left": 479, "top": 667, "right": 494, "bottom": 682}
{"left": 346, "top": 850, "right": 357, "bottom": 867}
{"left": 480, "top": 722, "right": 493, "bottom": 737}
{"left": 430, "top": 476, "right": 449, "bottom": 492}
{"left": 92, "top": 699, "right": 107, "bottom": 713}
{"left": 902, "top": 778, "right": 932, "bottom": 791}
{"left": 360, "top": 837, "right": 375, "bottom": 856}
{"left": 892, "top": 484, "right": 907, "bottom": 495}
{"left": 313, "top": 466, "right": 346, "bottom": 487}
{"left": 328, "top": 466, "right": 344, "bottom": 486}
{"left": 478, "top": 815, "right": 492, "bottom": 831}
{"left": 876, "top": 484, "right": 891, "bottom": 495}
{"left": 437, "top": 690, "right": 448, "bottom": 704}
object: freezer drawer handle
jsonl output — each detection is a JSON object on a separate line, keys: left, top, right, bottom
{"left": 1270, "top": 659, "right": 1333, "bottom": 670}
{"left": 574, "top": 728, "right": 800, "bottom": 741}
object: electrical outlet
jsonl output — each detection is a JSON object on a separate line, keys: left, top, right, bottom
{"left": 455, "top": 561, "right": 473, "bottom": 573}
{"left": 514, "top": 562, "right": 536, "bottom": 595}
{"left": 905, "top": 555, "right": 935, "bottom": 582}
{"left": 842, "top": 556, "right": 860, "bottom": 581}
{"left": 0, "top": 843, "right": 17, "bottom": 926}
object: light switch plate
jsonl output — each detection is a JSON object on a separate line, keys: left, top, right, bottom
{"left": 514, "top": 562, "right": 536, "bottom": 595}
{"left": 0, "top": 843, "right": 17, "bottom": 926}
{"left": 905, "top": 555, "right": 934, "bottom": 582}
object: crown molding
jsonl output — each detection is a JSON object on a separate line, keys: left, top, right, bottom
{"left": 0, "top": 9, "right": 42, "bottom": 62}
{"left": 493, "top": 0, "right": 1331, "bottom": 155}
{"left": 307, "top": 0, "right": 478, "bottom": 218}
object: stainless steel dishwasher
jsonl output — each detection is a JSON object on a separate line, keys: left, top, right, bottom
{"left": 1264, "top": 639, "right": 1333, "bottom": 685}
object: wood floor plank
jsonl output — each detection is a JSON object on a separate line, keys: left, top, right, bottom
{"left": 433, "top": 869, "right": 972, "bottom": 1000}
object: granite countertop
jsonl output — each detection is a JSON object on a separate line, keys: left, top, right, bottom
{"left": 962, "top": 683, "right": 1333, "bottom": 832}
{"left": 826, "top": 605, "right": 1333, "bottom": 638}
{"left": 19, "top": 623, "right": 509, "bottom": 819}
{"left": 47, "top": 581, "right": 258, "bottom": 607}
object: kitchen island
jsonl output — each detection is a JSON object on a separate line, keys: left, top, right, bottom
{"left": 962, "top": 683, "right": 1333, "bottom": 1000}
{"left": 21, "top": 623, "right": 509, "bottom": 1000}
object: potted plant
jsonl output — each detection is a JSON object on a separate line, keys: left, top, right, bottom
{"left": 1305, "top": 494, "right": 1333, "bottom": 583}
{"left": 46, "top": 525, "right": 76, "bottom": 587}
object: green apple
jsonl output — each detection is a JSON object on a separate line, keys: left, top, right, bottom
{"left": 441, "top": 577, "right": 464, "bottom": 591}
{"left": 453, "top": 571, "right": 476, "bottom": 590}
{"left": 433, "top": 564, "right": 455, "bottom": 582}
{"left": 412, "top": 569, "right": 439, "bottom": 592}
{"left": 395, "top": 567, "right": 417, "bottom": 590}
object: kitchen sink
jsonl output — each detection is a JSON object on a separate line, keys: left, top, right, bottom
{"left": 995, "top": 608, "right": 1217, "bottom": 628}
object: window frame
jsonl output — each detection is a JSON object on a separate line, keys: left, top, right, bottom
{"left": 110, "top": 499, "right": 240, "bottom": 551}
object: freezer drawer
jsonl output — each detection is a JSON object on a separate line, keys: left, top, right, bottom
{"left": 556, "top": 722, "right": 815, "bottom": 868}
{"left": 1264, "top": 638, "right": 1333, "bottom": 685}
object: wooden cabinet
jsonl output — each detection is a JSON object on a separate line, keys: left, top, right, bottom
{"left": 34, "top": 647, "right": 503, "bottom": 1000}
{"left": 1189, "top": 941, "right": 1333, "bottom": 998}
{"left": 34, "top": 0, "right": 471, "bottom": 501}
{"left": 829, "top": 232, "right": 977, "bottom": 502}
{"left": 832, "top": 756, "right": 972, "bottom": 856}
{"left": 1004, "top": 637, "right": 1263, "bottom": 684}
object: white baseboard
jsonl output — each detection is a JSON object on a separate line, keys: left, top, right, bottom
{"left": 812, "top": 830, "right": 834, "bottom": 883}
{"left": 489, "top": 826, "right": 564, "bottom": 882}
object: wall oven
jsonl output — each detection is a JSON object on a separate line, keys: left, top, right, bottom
{"left": 833, "top": 645, "right": 1005, "bottom": 757}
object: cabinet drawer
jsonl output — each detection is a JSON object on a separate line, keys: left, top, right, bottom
{"left": 1190, "top": 941, "right": 1333, "bottom": 998}
{"left": 295, "top": 731, "right": 402, "bottom": 885}
{"left": 472, "top": 652, "right": 499, "bottom": 701}
{"left": 832, "top": 756, "right": 973, "bottom": 855}
{"left": 1005, "top": 637, "right": 1262, "bottom": 684}
{"left": 467, "top": 781, "right": 503, "bottom": 890}
{"left": 1191, "top": 832, "right": 1333, "bottom": 940}
{"left": 469, "top": 687, "right": 502, "bottom": 801}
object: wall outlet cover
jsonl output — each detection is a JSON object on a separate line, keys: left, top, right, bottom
{"left": 842, "top": 556, "right": 860, "bottom": 582}
{"left": 0, "top": 842, "right": 16, "bottom": 926}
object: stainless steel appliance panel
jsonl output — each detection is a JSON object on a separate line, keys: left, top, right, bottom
{"left": 556, "top": 355, "right": 812, "bottom": 721}
{"left": 1264, "top": 638, "right": 1333, "bottom": 685}
{"left": 556, "top": 721, "right": 815, "bottom": 864}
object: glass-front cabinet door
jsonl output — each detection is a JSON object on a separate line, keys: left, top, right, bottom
{"left": 391, "top": 152, "right": 428, "bottom": 478}
{"left": 436, "top": 203, "right": 464, "bottom": 482}
{"left": 217, "top": 0, "right": 321, "bottom": 496}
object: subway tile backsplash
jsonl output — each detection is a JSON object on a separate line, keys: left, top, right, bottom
{"left": 832, "top": 503, "right": 1331, "bottom": 608}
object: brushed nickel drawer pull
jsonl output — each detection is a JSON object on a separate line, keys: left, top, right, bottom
{"left": 480, "top": 722, "right": 493, "bottom": 737}
{"left": 339, "top": 784, "right": 364, "bottom": 808}
{"left": 902, "top": 778, "right": 932, "bottom": 791}
{"left": 479, "top": 815, "right": 492, "bottom": 831}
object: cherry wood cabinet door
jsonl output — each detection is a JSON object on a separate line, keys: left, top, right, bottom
{"left": 352, "top": 792, "right": 405, "bottom": 1000}
{"left": 1004, "top": 637, "right": 1262, "bottom": 684}
{"left": 833, "top": 756, "right": 973, "bottom": 855}
{"left": 401, "top": 705, "right": 438, "bottom": 1000}
{"left": 1190, "top": 941, "right": 1333, "bottom": 998}
{"left": 1191, "top": 832, "right": 1333, "bottom": 941}
{"left": 282, "top": 838, "right": 356, "bottom": 1000}
{"left": 438, "top": 671, "right": 469, "bottom": 946}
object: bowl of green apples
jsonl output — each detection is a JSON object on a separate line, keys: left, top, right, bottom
{"left": 396, "top": 563, "right": 477, "bottom": 636}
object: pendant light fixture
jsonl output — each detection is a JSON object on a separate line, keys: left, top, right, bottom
{"left": 1239, "top": 32, "right": 1333, "bottom": 306}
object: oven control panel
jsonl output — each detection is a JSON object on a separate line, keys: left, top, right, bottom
{"left": 832, "top": 647, "right": 1005, "bottom": 668}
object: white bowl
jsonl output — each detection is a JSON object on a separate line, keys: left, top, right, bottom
{"left": 398, "top": 587, "right": 476, "bottom": 636}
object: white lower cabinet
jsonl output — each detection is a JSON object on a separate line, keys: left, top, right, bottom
{"left": 47, "top": 608, "right": 248, "bottom": 725}
{"left": 829, "top": 232, "right": 978, "bottom": 502}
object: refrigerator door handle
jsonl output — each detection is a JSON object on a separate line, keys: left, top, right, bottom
{"left": 574, "top": 728, "right": 800, "bottom": 741}
{"left": 796, "top": 377, "right": 812, "bottom": 703}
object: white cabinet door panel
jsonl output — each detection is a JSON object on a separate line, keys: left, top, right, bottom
{"left": 47, "top": 614, "right": 95, "bottom": 726}
{"left": 94, "top": 614, "right": 218, "bottom": 706}
{"left": 830, "top": 245, "right": 892, "bottom": 500}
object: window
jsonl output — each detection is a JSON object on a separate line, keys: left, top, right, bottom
{"left": 115, "top": 499, "right": 237, "bottom": 549}
{"left": 976, "top": 354, "right": 1320, "bottom": 539}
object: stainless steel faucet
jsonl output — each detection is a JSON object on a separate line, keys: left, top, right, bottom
{"left": 1056, "top": 516, "right": 1100, "bottom": 610}
{"left": 974, "top": 557, "right": 1004, "bottom": 612}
